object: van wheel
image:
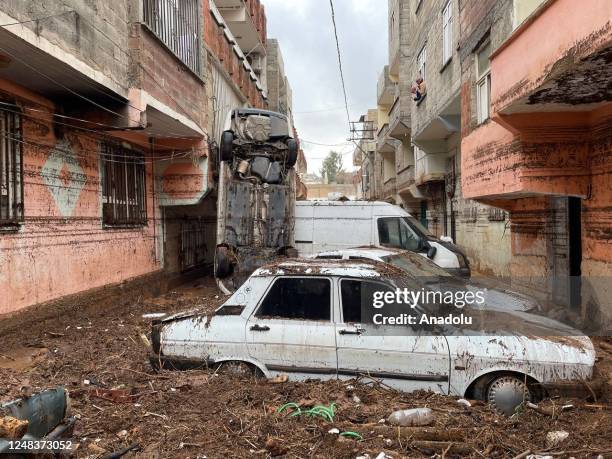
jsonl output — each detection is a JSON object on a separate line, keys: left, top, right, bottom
{"left": 286, "top": 139, "right": 298, "bottom": 168}
{"left": 487, "top": 375, "right": 531, "bottom": 416}
{"left": 219, "top": 131, "right": 234, "bottom": 162}
{"left": 214, "top": 246, "right": 233, "bottom": 279}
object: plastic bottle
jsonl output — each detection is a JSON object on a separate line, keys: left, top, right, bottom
{"left": 387, "top": 407, "right": 434, "bottom": 426}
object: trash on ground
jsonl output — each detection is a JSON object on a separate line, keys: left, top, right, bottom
{"left": 387, "top": 407, "right": 434, "bottom": 426}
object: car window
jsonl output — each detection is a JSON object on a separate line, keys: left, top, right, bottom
{"left": 256, "top": 277, "right": 331, "bottom": 321}
{"left": 378, "top": 217, "right": 421, "bottom": 251}
{"left": 340, "top": 279, "right": 394, "bottom": 323}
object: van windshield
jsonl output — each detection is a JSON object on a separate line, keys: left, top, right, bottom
{"left": 404, "top": 216, "right": 434, "bottom": 237}
{"left": 378, "top": 217, "right": 432, "bottom": 251}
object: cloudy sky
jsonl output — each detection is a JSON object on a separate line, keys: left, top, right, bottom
{"left": 264, "top": 0, "right": 388, "bottom": 176}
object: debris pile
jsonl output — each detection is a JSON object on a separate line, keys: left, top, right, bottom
{"left": 0, "top": 280, "right": 610, "bottom": 458}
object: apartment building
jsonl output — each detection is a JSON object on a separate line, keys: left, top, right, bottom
{"left": 367, "top": 0, "right": 512, "bottom": 274}
{"left": 461, "top": 0, "right": 612, "bottom": 326}
{"left": 0, "top": 0, "right": 296, "bottom": 315}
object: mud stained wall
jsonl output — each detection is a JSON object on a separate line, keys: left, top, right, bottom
{"left": 0, "top": 95, "right": 161, "bottom": 315}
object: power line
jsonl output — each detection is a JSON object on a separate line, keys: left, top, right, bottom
{"left": 0, "top": 10, "right": 75, "bottom": 27}
{"left": 301, "top": 139, "right": 352, "bottom": 147}
{"left": 328, "top": 0, "right": 351, "bottom": 128}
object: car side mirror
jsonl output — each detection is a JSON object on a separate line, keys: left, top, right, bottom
{"left": 427, "top": 245, "right": 437, "bottom": 259}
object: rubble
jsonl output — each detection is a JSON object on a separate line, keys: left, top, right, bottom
{"left": 0, "top": 279, "right": 610, "bottom": 458}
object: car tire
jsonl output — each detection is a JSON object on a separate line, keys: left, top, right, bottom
{"left": 487, "top": 375, "right": 532, "bottom": 416}
{"left": 214, "top": 246, "right": 233, "bottom": 279}
{"left": 219, "top": 130, "right": 234, "bottom": 162}
{"left": 216, "top": 361, "right": 255, "bottom": 377}
{"left": 286, "top": 139, "right": 298, "bottom": 168}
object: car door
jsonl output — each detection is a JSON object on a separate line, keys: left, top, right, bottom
{"left": 335, "top": 278, "right": 450, "bottom": 394}
{"left": 246, "top": 276, "right": 338, "bottom": 379}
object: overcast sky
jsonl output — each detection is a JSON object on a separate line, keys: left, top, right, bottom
{"left": 264, "top": 0, "right": 388, "bottom": 176}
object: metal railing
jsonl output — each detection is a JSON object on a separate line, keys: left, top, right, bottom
{"left": 143, "top": 0, "right": 201, "bottom": 74}
{"left": 0, "top": 108, "right": 23, "bottom": 226}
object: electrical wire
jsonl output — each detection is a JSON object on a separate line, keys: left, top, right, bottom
{"left": 0, "top": 10, "right": 75, "bottom": 28}
{"left": 328, "top": 0, "right": 351, "bottom": 128}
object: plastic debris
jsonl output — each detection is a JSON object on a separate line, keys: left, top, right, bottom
{"left": 387, "top": 408, "right": 434, "bottom": 427}
{"left": 545, "top": 430, "right": 569, "bottom": 448}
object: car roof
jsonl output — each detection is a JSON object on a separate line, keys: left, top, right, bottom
{"left": 252, "top": 258, "right": 404, "bottom": 279}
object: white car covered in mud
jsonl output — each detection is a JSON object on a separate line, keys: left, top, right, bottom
{"left": 150, "top": 259, "right": 595, "bottom": 415}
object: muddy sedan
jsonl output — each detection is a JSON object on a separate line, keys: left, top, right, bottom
{"left": 150, "top": 260, "right": 595, "bottom": 415}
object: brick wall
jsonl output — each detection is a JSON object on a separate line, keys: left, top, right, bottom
{"left": 203, "top": 0, "right": 265, "bottom": 108}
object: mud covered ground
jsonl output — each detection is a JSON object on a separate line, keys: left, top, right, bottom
{"left": 0, "top": 278, "right": 611, "bottom": 458}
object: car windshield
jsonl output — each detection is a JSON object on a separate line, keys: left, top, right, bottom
{"left": 382, "top": 253, "right": 453, "bottom": 278}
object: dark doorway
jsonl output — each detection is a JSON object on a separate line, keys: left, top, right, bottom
{"left": 550, "top": 197, "right": 582, "bottom": 308}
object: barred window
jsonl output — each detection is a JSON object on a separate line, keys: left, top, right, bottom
{"left": 143, "top": 0, "right": 201, "bottom": 74}
{"left": 101, "top": 143, "right": 147, "bottom": 227}
{"left": 0, "top": 107, "right": 23, "bottom": 226}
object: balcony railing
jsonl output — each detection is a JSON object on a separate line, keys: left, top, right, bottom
{"left": 382, "top": 177, "right": 397, "bottom": 199}
{"left": 143, "top": 0, "right": 201, "bottom": 74}
{"left": 377, "top": 66, "right": 395, "bottom": 106}
{"left": 396, "top": 167, "right": 415, "bottom": 192}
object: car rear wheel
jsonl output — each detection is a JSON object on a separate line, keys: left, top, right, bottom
{"left": 487, "top": 375, "right": 532, "bottom": 415}
{"left": 219, "top": 130, "right": 234, "bottom": 162}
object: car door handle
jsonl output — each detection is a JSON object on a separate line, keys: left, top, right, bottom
{"left": 339, "top": 328, "right": 362, "bottom": 335}
{"left": 250, "top": 324, "right": 270, "bottom": 331}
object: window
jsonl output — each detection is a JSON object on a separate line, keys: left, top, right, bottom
{"left": 378, "top": 217, "right": 422, "bottom": 251}
{"left": 101, "top": 142, "right": 147, "bottom": 226}
{"left": 256, "top": 277, "right": 331, "bottom": 321}
{"left": 0, "top": 107, "right": 23, "bottom": 227}
{"left": 143, "top": 0, "right": 201, "bottom": 74}
{"left": 341, "top": 279, "right": 394, "bottom": 324}
{"left": 476, "top": 41, "right": 491, "bottom": 123}
{"left": 442, "top": 1, "right": 453, "bottom": 64}
{"left": 417, "top": 45, "right": 427, "bottom": 80}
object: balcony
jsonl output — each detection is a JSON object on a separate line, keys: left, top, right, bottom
{"left": 396, "top": 166, "right": 414, "bottom": 193}
{"left": 213, "top": 0, "right": 266, "bottom": 53}
{"left": 388, "top": 98, "right": 410, "bottom": 140}
{"left": 377, "top": 66, "right": 395, "bottom": 106}
{"left": 382, "top": 177, "right": 397, "bottom": 201}
{"left": 414, "top": 149, "right": 446, "bottom": 186}
{"left": 461, "top": 0, "right": 610, "bottom": 201}
{"left": 491, "top": 0, "right": 611, "bottom": 118}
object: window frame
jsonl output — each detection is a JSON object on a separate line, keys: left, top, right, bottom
{"left": 0, "top": 105, "right": 24, "bottom": 228}
{"left": 339, "top": 278, "right": 395, "bottom": 324}
{"left": 475, "top": 40, "right": 492, "bottom": 124}
{"left": 442, "top": 1, "right": 453, "bottom": 65}
{"left": 101, "top": 142, "right": 147, "bottom": 228}
{"left": 417, "top": 44, "right": 427, "bottom": 81}
{"left": 254, "top": 276, "right": 333, "bottom": 322}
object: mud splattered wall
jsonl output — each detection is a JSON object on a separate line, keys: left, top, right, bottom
{"left": 0, "top": 94, "right": 161, "bottom": 315}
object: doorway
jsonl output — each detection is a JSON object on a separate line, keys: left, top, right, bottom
{"left": 549, "top": 197, "right": 582, "bottom": 308}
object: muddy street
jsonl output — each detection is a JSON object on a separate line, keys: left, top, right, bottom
{"left": 0, "top": 279, "right": 610, "bottom": 459}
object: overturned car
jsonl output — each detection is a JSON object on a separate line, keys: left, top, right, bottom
{"left": 215, "top": 109, "right": 298, "bottom": 292}
{"left": 151, "top": 259, "right": 595, "bottom": 415}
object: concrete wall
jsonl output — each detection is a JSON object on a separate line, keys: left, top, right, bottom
{"left": 0, "top": 0, "right": 130, "bottom": 93}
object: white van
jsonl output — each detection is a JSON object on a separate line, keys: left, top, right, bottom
{"left": 294, "top": 201, "right": 470, "bottom": 277}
